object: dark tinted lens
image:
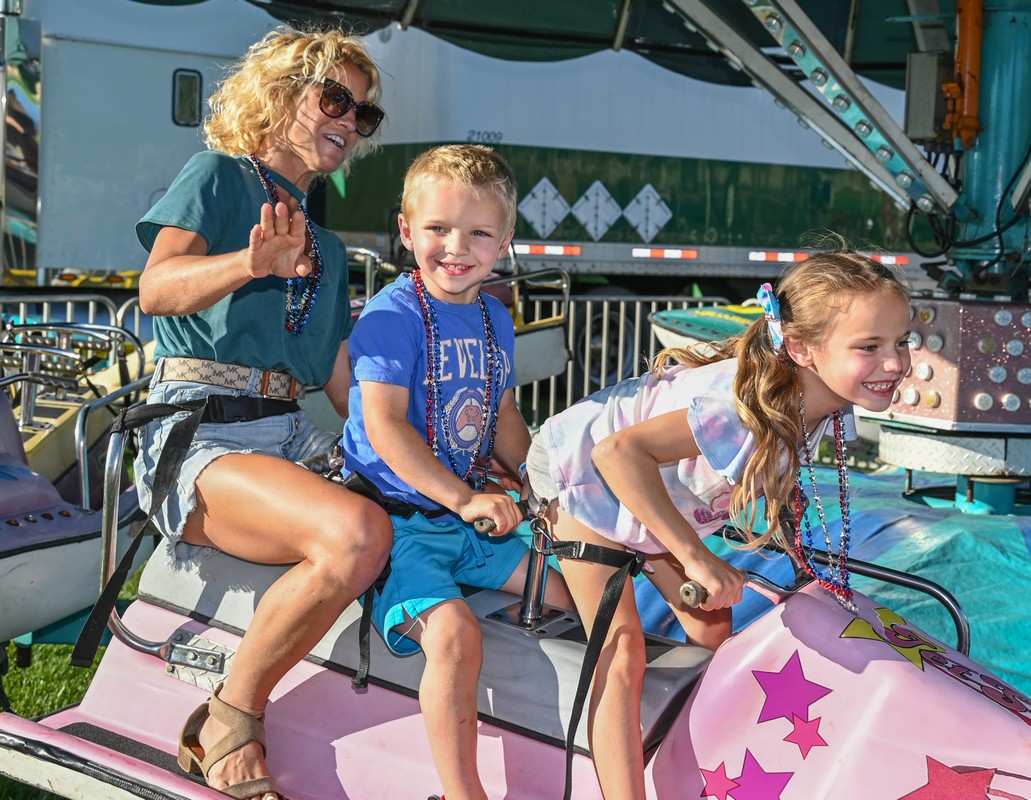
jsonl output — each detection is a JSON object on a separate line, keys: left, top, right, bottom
{"left": 320, "top": 79, "right": 383, "bottom": 137}
{"left": 319, "top": 82, "right": 355, "bottom": 118}
{"left": 354, "top": 103, "right": 384, "bottom": 137}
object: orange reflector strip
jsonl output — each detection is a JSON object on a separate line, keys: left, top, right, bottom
{"left": 748, "top": 251, "right": 807, "bottom": 262}
{"left": 870, "top": 254, "right": 909, "bottom": 266}
{"left": 631, "top": 248, "right": 699, "bottom": 259}
{"left": 513, "top": 244, "right": 582, "bottom": 256}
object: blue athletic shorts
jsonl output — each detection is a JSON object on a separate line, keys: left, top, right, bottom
{"left": 372, "top": 512, "right": 529, "bottom": 655}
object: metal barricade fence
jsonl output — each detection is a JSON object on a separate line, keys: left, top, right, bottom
{"left": 514, "top": 292, "right": 730, "bottom": 428}
{"left": 3, "top": 290, "right": 745, "bottom": 435}
{"left": 0, "top": 293, "right": 121, "bottom": 329}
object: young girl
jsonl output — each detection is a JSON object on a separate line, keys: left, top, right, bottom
{"left": 525, "top": 249, "right": 912, "bottom": 799}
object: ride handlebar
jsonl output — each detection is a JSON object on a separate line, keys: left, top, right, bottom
{"left": 474, "top": 498, "right": 533, "bottom": 534}
{"left": 680, "top": 573, "right": 797, "bottom": 608}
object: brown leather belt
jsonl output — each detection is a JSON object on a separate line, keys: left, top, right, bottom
{"left": 152, "top": 356, "right": 305, "bottom": 400}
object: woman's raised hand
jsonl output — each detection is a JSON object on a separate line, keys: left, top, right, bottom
{"left": 246, "top": 201, "right": 311, "bottom": 279}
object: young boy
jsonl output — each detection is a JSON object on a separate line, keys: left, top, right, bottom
{"left": 338, "top": 144, "right": 570, "bottom": 800}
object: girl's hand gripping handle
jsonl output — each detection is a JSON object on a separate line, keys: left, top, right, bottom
{"left": 680, "top": 574, "right": 796, "bottom": 608}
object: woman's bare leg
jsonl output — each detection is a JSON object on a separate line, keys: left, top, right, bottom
{"left": 182, "top": 452, "right": 392, "bottom": 800}
{"left": 551, "top": 508, "right": 647, "bottom": 800}
{"left": 645, "top": 552, "right": 732, "bottom": 650}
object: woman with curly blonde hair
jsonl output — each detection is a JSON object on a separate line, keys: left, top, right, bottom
{"left": 134, "top": 26, "right": 392, "bottom": 800}
{"left": 525, "top": 248, "right": 912, "bottom": 799}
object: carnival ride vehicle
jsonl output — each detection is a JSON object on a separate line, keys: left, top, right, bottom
{"left": 0, "top": 318, "right": 154, "bottom": 650}
{"left": 1, "top": 428, "right": 1030, "bottom": 798}
{"left": 2, "top": 0, "right": 1030, "bottom": 797}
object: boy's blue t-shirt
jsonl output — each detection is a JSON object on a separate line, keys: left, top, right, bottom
{"left": 136, "top": 150, "right": 355, "bottom": 387}
{"left": 340, "top": 274, "right": 516, "bottom": 511}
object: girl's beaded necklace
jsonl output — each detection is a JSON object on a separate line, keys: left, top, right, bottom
{"left": 793, "top": 395, "right": 856, "bottom": 612}
{"left": 411, "top": 269, "right": 502, "bottom": 490}
{"left": 247, "top": 153, "right": 323, "bottom": 336}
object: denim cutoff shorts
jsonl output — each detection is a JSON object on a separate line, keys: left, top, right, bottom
{"left": 133, "top": 379, "right": 337, "bottom": 567}
{"left": 525, "top": 433, "right": 560, "bottom": 501}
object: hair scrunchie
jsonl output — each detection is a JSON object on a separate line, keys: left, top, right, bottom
{"left": 756, "top": 283, "right": 784, "bottom": 353}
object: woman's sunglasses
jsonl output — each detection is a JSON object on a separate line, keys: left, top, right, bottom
{"left": 318, "top": 78, "right": 384, "bottom": 138}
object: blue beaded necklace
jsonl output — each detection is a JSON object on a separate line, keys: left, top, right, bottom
{"left": 411, "top": 269, "right": 502, "bottom": 490}
{"left": 247, "top": 153, "right": 323, "bottom": 336}
{"left": 793, "top": 399, "right": 856, "bottom": 612}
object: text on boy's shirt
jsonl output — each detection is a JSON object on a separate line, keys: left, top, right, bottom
{"left": 425, "top": 337, "right": 513, "bottom": 384}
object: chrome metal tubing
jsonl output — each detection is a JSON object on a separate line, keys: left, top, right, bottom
{"left": 74, "top": 374, "right": 151, "bottom": 510}
{"left": 100, "top": 427, "right": 128, "bottom": 590}
{"left": 719, "top": 526, "right": 971, "bottom": 655}
{"left": 518, "top": 519, "right": 550, "bottom": 627}
{"left": 812, "top": 550, "right": 971, "bottom": 655}
{"left": 106, "top": 603, "right": 172, "bottom": 661}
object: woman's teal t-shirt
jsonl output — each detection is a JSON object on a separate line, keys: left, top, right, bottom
{"left": 136, "top": 150, "right": 354, "bottom": 387}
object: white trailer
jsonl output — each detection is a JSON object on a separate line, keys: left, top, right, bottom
{"left": 341, "top": 24, "right": 923, "bottom": 298}
{"left": 0, "top": 0, "right": 277, "bottom": 287}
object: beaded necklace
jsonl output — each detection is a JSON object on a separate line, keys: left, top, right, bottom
{"left": 793, "top": 396, "right": 856, "bottom": 612}
{"left": 247, "top": 153, "right": 323, "bottom": 336}
{"left": 411, "top": 269, "right": 502, "bottom": 490}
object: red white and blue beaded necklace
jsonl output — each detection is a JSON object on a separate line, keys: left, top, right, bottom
{"left": 247, "top": 153, "right": 323, "bottom": 336}
{"left": 411, "top": 269, "right": 502, "bottom": 490}
{"left": 794, "top": 394, "right": 856, "bottom": 612}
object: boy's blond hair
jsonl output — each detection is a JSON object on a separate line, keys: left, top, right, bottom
{"left": 401, "top": 145, "right": 518, "bottom": 230}
{"left": 205, "top": 25, "right": 383, "bottom": 172}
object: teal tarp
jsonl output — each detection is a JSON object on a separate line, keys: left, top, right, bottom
{"left": 637, "top": 467, "right": 1031, "bottom": 697}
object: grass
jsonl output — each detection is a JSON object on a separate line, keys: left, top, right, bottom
{"left": 1, "top": 570, "right": 140, "bottom": 799}
{"left": 1, "top": 642, "right": 103, "bottom": 799}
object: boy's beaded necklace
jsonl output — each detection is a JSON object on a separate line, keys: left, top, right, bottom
{"left": 247, "top": 153, "right": 323, "bottom": 336}
{"left": 793, "top": 396, "right": 856, "bottom": 612}
{"left": 411, "top": 269, "right": 502, "bottom": 490}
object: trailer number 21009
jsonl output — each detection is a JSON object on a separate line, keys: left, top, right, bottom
{"left": 467, "top": 130, "right": 504, "bottom": 143}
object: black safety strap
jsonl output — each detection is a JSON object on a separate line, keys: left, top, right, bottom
{"left": 340, "top": 469, "right": 450, "bottom": 520}
{"left": 71, "top": 396, "right": 387, "bottom": 686}
{"left": 351, "top": 563, "right": 391, "bottom": 690}
{"left": 337, "top": 469, "right": 452, "bottom": 688}
{"left": 544, "top": 539, "right": 647, "bottom": 800}
{"left": 71, "top": 396, "right": 301, "bottom": 666}
{"left": 70, "top": 401, "right": 206, "bottom": 667}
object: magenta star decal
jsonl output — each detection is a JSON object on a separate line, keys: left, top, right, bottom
{"left": 731, "top": 750, "right": 793, "bottom": 800}
{"left": 752, "top": 651, "right": 832, "bottom": 724}
{"left": 899, "top": 757, "right": 995, "bottom": 799}
{"left": 700, "top": 762, "right": 739, "bottom": 800}
{"left": 783, "top": 714, "right": 827, "bottom": 758}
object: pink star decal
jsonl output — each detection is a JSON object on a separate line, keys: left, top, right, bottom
{"left": 899, "top": 757, "right": 995, "bottom": 799}
{"left": 752, "top": 651, "right": 832, "bottom": 724}
{"left": 700, "top": 762, "right": 739, "bottom": 800}
{"left": 783, "top": 714, "right": 827, "bottom": 758}
{"left": 732, "top": 750, "right": 793, "bottom": 800}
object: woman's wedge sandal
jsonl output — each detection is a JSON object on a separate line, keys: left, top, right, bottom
{"left": 177, "top": 683, "right": 283, "bottom": 800}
